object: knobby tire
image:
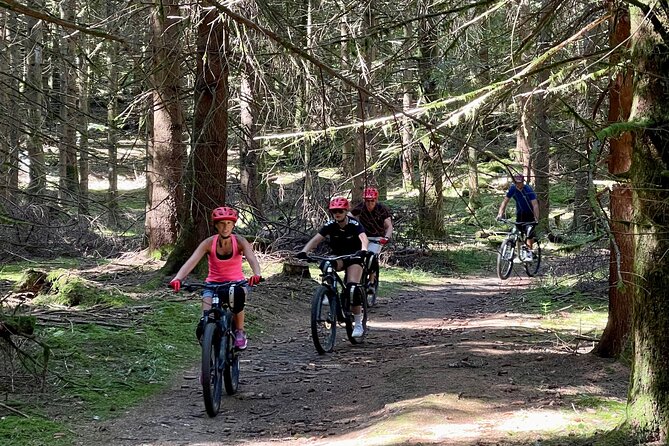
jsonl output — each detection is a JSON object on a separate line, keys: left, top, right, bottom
{"left": 367, "top": 262, "right": 379, "bottom": 307}
{"left": 311, "top": 286, "right": 337, "bottom": 354}
{"left": 496, "top": 238, "right": 514, "bottom": 280}
{"left": 223, "top": 323, "right": 240, "bottom": 395}
{"left": 524, "top": 240, "right": 542, "bottom": 277}
{"left": 201, "top": 322, "right": 223, "bottom": 417}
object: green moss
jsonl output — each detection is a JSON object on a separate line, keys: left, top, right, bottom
{"left": 31, "top": 269, "right": 129, "bottom": 307}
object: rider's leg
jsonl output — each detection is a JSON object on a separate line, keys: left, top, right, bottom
{"left": 527, "top": 224, "right": 537, "bottom": 250}
{"left": 345, "top": 263, "right": 363, "bottom": 314}
{"left": 233, "top": 311, "right": 245, "bottom": 332}
{"left": 345, "top": 264, "right": 365, "bottom": 336}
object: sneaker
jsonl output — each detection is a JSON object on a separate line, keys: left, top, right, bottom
{"left": 234, "top": 330, "right": 248, "bottom": 350}
{"left": 352, "top": 324, "right": 364, "bottom": 338}
{"left": 524, "top": 251, "right": 533, "bottom": 262}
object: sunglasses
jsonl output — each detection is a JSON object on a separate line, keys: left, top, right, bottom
{"left": 331, "top": 209, "right": 346, "bottom": 214}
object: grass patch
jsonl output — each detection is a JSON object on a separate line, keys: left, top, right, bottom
{"left": 510, "top": 284, "right": 608, "bottom": 338}
{"left": 42, "top": 298, "right": 200, "bottom": 418}
{"left": 0, "top": 416, "right": 73, "bottom": 446}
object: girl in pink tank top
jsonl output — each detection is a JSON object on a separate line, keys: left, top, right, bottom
{"left": 169, "top": 206, "right": 262, "bottom": 350}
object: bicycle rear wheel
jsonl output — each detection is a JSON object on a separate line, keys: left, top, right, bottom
{"left": 496, "top": 238, "right": 515, "bottom": 280}
{"left": 367, "top": 263, "right": 379, "bottom": 307}
{"left": 223, "top": 329, "right": 240, "bottom": 395}
{"left": 346, "top": 285, "right": 368, "bottom": 345}
{"left": 201, "top": 322, "right": 223, "bottom": 417}
{"left": 310, "top": 286, "right": 337, "bottom": 354}
{"left": 524, "top": 240, "right": 542, "bottom": 277}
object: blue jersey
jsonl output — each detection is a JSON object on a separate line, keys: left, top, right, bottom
{"left": 506, "top": 184, "right": 537, "bottom": 216}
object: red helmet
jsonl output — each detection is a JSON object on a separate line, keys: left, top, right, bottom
{"left": 328, "top": 196, "right": 349, "bottom": 210}
{"left": 211, "top": 206, "right": 238, "bottom": 222}
{"left": 363, "top": 187, "right": 379, "bottom": 200}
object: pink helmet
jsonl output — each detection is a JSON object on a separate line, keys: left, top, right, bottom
{"left": 328, "top": 196, "right": 350, "bottom": 210}
{"left": 363, "top": 187, "right": 379, "bottom": 200}
{"left": 211, "top": 206, "right": 238, "bottom": 222}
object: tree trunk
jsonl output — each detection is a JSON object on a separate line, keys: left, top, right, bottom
{"left": 514, "top": 0, "right": 533, "bottom": 181}
{"left": 625, "top": 4, "right": 669, "bottom": 440}
{"left": 297, "top": 0, "right": 317, "bottom": 224}
{"left": 145, "top": 0, "right": 185, "bottom": 252}
{"left": 401, "top": 23, "right": 415, "bottom": 192}
{"left": 107, "top": 37, "right": 120, "bottom": 226}
{"left": 78, "top": 32, "right": 90, "bottom": 215}
{"left": 401, "top": 86, "right": 415, "bottom": 191}
{"left": 353, "top": 3, "right": 376, "bottom": 202}
{"left": 595, "top": 0, "right": 634, "bottom": 359}
{"left": 58, "top": 0, "right": 79, "bottom": 203}
{"left": 25, "top": 0, "right": 46, "bottom": 199}
{"left": 167, "top": 7, "right": 229, "bottom": 275}
{"left": 240, "top": 54, "right": 262, "bottom": 215}
{"left": 532, "top": 0, "right": 551, "bottom": 232}
{"left": 339, "top": 12, "right": 356, "bottom": 197}
{"left": 416, "top": 0, "right": 443, "bottom": 236}
{"left": 0, "top": 10, "right": 14, "bottom": 200}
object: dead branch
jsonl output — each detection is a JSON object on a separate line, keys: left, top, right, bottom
{"left": 0, "top": 401, "right": 29, "bottom": 418}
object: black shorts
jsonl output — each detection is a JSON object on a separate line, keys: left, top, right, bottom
{"left": 516, "top": 213, "right": 537, "bottom": 239}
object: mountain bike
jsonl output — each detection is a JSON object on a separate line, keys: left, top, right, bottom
{"left": 182, "top": 280, "right": 248, "bottom": 417}
{"left": 496, "top": 219, "right": 542, "bottom": 280}
{"left": 303, "top": 253, "right": 369, "bottom": 354}
{"left": 365, "top": 237, "right": 385, "bottom": 307}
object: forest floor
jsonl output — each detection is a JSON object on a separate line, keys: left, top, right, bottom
{"left": 71, "top": 264, "right": 629, "bottom": 446}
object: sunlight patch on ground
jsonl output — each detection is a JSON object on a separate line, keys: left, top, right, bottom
{"left": 301, "top": 396, "right": 580, "bottom": 446}
{"left": 494, "top": 409, "right": 570, "bottom": 432}
{"left": 88, "top": 174, "right": 146, "bottom": 191}
{"left": 369, "top": 315, "right": 542, "bottom": 331}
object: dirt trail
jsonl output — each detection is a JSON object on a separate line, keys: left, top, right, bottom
{"left": 75, "top": 274, "right": 628, "bottom": 446}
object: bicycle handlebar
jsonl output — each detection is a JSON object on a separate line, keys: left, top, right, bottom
{"left": 180, "top": 280, "right": 254, "bottom": 292}
{"left": 497, "top": 218, "right": 537, "bottom": 225}
{"left": 302, "top": 253, "right": 364, "bottom": 263}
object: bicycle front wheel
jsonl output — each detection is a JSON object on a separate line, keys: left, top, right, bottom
{"left": 201, "top": 322, "right": 223, "bottom": 417}
{"left": 311, "top": 286, "right": 337, "bottom": 354}
{"left": 524, "top": 240, "right": 542, "bottom": 277}
{"left": 496, "top": 238, "right": 514, "bottom": 280}
{"left": 223, "top": 329, "right": 240, "bottom": 395}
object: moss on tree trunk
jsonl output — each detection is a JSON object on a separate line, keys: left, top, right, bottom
{"left": 626, "top": 5, "right": 669, "bottom": 441}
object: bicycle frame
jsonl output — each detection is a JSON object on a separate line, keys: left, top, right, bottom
{"left": 189, "top": 281, "right": 247, "bottom": 329}
{"left": 306, "top": 252, "right": 370, "bottom": 353}
{"left": 183, "top": 280, "right": 247, "bottom": 416}
{"left": 496, "top": 219, "right": 541, "bottom": 280}
{"left": 310, "top": 254, "right": 365, "bottom": 320}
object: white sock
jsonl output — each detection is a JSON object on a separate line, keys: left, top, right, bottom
{"left": 354, "top": 314, "right": 363, "bottom": 325}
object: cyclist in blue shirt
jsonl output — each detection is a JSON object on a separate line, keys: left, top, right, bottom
{"left": 496, "top": 174, "right": 539, "bottom": 260}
